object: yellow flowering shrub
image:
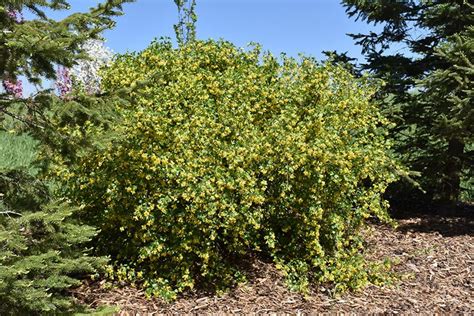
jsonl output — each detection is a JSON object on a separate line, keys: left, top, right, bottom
{"left": 65, "top": 39, "right": 399, "bottom": 298}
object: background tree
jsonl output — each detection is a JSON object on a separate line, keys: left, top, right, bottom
{"left": 56, "top": 39, "right": 114, "bottom": 96}
{"left": 0, "top": 0, "right": 133, "bottom": 313}
{"left": 416, "top": 26, "right": 474, "bottom": 202}
{"left": 341, "top": 0, "right": 474, "bottom": 204}
{"left": 323, "top": 50, "right": 360, "bottom": 76}
{"left": 69, "top": 39, "right": 114, "bottom": 94}
{"left": 174, "top": 0, "right": 197, "bottom": 45}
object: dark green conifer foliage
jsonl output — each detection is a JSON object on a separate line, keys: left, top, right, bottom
{"left": 416, "top": 26, "right": 474, "bottom": 202}
{"left": 0, "top": 131, "right": 109, "bottom": 314}
{"left": 341, "top": 0, "right": 474, "bottom": 204}
{"left": 0, "top": 0, "right": 131, "bottom": 84}
{"left": 0, "top": 183, "right": 106, "bottom": 314}
{"left": 0, "top": 0, "right": 132, "bottom": 313}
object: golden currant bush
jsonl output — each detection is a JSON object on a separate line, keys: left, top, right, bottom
{"left": 64, "top": 39, "right": 399, "bottom": 298}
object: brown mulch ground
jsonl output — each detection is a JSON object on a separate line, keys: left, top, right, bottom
{"left": 73, "top": 212, "right": 473, "bottom": 314}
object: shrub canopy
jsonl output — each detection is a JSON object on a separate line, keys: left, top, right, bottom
{"left": 63, "top": 40, "right": 399, "bottom": 298}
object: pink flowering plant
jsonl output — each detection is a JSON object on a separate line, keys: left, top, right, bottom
{"left": 2, "top": 79, "right": 23, "bottom": 98}
{"left": 2, "top": 9, "right": 23, "bottom": 99}
{"left": 56, "top": 39, "right": 114, "bottom": 97}
{"left": 6, "top": 9, "right": 24, "bottom": 23}
{"left": 56, "top": 66, "right": 72, "bottom": 97}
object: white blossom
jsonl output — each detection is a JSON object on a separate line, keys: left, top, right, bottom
{"left": 69, "top": 39, "right": 114, "bottom": 94}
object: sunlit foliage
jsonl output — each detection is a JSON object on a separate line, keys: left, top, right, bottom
{"left": 60, "top": 40, "right": 400, "bottom": 299}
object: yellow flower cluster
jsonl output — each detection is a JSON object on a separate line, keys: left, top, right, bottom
{"left": 66, "top": 39, "right": 399, "bottom": 298}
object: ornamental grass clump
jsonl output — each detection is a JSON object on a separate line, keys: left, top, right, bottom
{"left": 64, "top": 39, "right": 399, "bottom": 298}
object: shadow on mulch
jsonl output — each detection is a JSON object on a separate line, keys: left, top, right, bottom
{"left": 390, "top": 202, "right": 474, "bottom": 237}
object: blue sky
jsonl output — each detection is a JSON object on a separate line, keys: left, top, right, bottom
{"left": 50, "top": 0, "right": 378, "bottom": 61}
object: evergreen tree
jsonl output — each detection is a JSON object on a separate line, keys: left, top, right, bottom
{"left": 416, "top": 26, "right": 474, "bottom": 202}
{"left": 341, "top": 0, "right": 474, "bottom": 204}
{"left": 0, "top": 0, "right": 133, "bottom": 313}
{"left": 0, "top": 131, "right": 107, "bottom": 314}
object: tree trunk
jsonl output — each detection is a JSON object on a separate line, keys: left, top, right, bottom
{"left": 441, "top": 137, "right": 464, "bottom": 203}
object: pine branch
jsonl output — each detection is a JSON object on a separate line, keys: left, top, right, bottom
{"left": 0, "top": 104, "right": 44, "bottom": 129}
{"left": 0, "top": 210, "right": 22, "bottom": 217}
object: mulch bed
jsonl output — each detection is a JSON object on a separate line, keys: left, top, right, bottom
{"left": 72, "top": 211, "right": 473, "bottom": 314}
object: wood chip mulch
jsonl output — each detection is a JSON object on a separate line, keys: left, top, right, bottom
{"left": 72, "top": 211, "right": 473, "bottom": 314}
